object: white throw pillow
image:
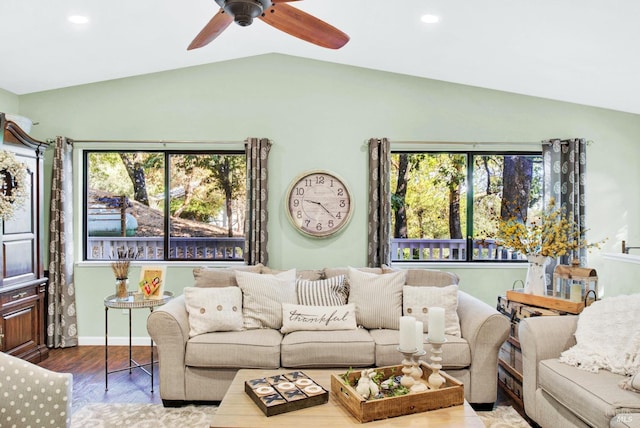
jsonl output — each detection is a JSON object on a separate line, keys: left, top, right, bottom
{"left": 184, "top": 286, "right": 243, "bottom": 337}
{"left": 280, "top": 303, "right": 357, "bottom": 334}
{"left": 236, "top": 269, "right": 297, "bottom": 329}
{"left": 620, "top": 372, "right": 640, "bottom": 392}
{"left": 402, "top": 284, "right": 461, "bottom": 337}
{"left": 347, "top": 267, "right": 406, "bottom": 329}
{"left": 296, "top": 275, "right": 347, "bottom": 306}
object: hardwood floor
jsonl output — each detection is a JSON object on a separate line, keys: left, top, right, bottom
{"left": 37, "top": 345, "right": 522, "bottom": 415}
{"left": 38, "top": 346, "right": 162, "bottom": 414}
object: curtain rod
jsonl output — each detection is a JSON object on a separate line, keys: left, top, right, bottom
{"left": 68, "top": 139, "right": 246, "bottom": 144}
{"left": 390, "top": 140, "right": 540, "bottom": 146}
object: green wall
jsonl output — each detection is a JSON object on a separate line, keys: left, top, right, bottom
{"left": 0, "top": 88, "right": 19, "bottom": 117}
{"left": 9, "top": 53, "right": 640, "bottom": 343}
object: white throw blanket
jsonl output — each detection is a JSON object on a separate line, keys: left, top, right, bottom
{"left": 559, "top": 294, "right": 640, "bottom": 375}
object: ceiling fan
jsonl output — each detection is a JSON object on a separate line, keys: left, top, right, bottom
{"left": 188, "top": 0, "right": 349, "bottom": 50}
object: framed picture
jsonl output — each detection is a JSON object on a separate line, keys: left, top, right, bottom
{"left": 138, "top": 266, "right": 166, "bottom": 300}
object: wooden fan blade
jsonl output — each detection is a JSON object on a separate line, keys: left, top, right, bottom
{"left": 187, "top": 9, "right": 234, "bottom": 50}
{"left": 260, "top": 3, "right": 349, "bottom": 49}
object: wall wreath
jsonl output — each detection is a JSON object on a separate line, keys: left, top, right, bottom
{"left": 0, "top": 150, "right": 28, "bottom": 221}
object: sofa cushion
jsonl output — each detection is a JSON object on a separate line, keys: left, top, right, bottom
{"left": 404, "top": 269, "right": 459, "bottom": 286}
{"left": 403, "top": 284, "right": 461, "bottom": 337}
{"left": 296, "top": 275, "right": 347, "bottom": 306}
{"left": 369, "top": 329, "right": 471, "bottom": 368}
{"left": 184, "top": 286, "right": 243, "bottom": 336}
{"left": 185, "top": 329, "right": 282, "bottom": 369}
{"left": 192, "top": 264, "right": 263, "bottom": 288}
{"left": 281, "top": 303, "right": 357, "bottom": 334}
{"left": 236, "top": 269, "right": 297, "bottom": 329}
{"left": 347, "top": 267, "right": 406, "bottom": 330}
{"left": 539, "top": 358, "right": 640, "bottom": 428}
{"left": 281, "top": 329, "right": 375, "bottom": 368}
{"left": 323, "top": 266, "right": 383, "bottom": 279}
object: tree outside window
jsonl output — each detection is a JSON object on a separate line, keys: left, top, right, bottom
{"left": 85, "top": 151, "right": 246, "bottom": 261}
{"left": 390, "top": 151, "right": 542, "bottom": 262}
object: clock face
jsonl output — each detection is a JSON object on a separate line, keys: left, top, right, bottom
{"left": 286, "top": 170, "right": 353, "bottom": 238}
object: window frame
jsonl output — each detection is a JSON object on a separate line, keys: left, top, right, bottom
{"left": 389, "top": 149, "right": 543, "bottom": 264}
{"left": 82, "top": 147, "right": 247, "bottom": 263}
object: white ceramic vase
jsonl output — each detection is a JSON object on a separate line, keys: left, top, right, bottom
{"left": 524, "top": 254, "right": 549, "bottom": 295}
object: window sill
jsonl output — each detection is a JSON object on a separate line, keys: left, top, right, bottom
{"left": 601, "top": 252, "right": 640, "bottom": 265}
{"left": 389, "top": 261, "right": 527, "bottom": 269}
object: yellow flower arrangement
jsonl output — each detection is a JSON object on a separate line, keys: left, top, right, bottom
{"left": 496, "top": 198, "right": 602, "bottom": 258}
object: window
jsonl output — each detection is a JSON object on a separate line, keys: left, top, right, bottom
{"left": 390, "top": 151, "right": 542, "bottom": 262}
{"left": 84, "top": 150, "right": 246, "bottom": 261}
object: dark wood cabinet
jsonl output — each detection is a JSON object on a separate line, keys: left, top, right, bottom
{"left": 0, "top": 113, "right": 48, "bottom": 363}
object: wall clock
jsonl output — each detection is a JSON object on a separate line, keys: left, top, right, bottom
{"left": 286, "top": 170, "right": 353, "bottom": 238}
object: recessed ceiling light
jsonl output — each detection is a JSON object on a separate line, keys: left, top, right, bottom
{"left": 421, "top": 14, "right": 440, "bottom": 24}
{"left": 68, "top": 15, "right": 89, "bottom": 24}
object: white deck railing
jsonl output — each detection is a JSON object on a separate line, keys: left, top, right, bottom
{"left": 391, "top": 238, "right": 525, "bottom": 261}
{"left": 87, "top": 236, "right": 245, "bottom": 261}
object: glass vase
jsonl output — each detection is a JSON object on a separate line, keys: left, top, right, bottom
{"left": 115, "top": 278, "right": 129, "bottom": 301}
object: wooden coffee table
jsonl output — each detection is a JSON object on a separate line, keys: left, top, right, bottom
{"left": 211, "top": 368, "right": 484, "bottom": 427}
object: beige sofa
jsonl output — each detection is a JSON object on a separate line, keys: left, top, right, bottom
{"left": 147, "top": 266, "right": 509, "bottom": 408}
{"left": 519, "top": 316, "right": 640, "bottom": 427}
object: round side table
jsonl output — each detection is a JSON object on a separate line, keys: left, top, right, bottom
{"left": 104, "top": 291, "right": 173, "bottom": 392}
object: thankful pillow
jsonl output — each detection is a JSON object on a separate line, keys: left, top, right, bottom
{"left": 184, "top": 286, "right": 243, "bottom": 337}
{"left": 236, "top": 269, "right": 297, "bottom": 329}
{"left": 296, "top": 275, "right": 347, "bottom": 306}
{"left": 402, "top": 284, "right": 461, "bottom": 337}
{"left": 281, "top": 303, "right": 357, "bottom": 334}
{"left": 347, "top": 267, "right": 406, "bottom": 329}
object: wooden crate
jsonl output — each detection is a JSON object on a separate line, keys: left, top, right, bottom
{"left": 506, "top": 289, "right": 585, "bottom": 314}
{"left": 244, "top": 371, "right": 328, "bottom": 417}
{"left": 331, "top": 363, "right": 464, "bottom": 423}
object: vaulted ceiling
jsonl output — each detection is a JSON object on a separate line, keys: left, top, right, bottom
{"left": 2, "top": 1, "right": 639, "bottom": 114}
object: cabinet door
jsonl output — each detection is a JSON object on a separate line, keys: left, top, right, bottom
{"left": 0, "top": 287, "right": 43, "bottom": 360}
{"left": 2, "top": 153, "right": 38, "bottom": 287}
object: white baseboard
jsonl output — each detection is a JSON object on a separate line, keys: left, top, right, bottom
{"left": 79, "top": 336, "right": 154, "bottom": 347}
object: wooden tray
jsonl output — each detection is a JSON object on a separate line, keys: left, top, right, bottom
{"left": 331, "top": 363, "right": 464, "bottom": 423}
{"left": 506, "top": 289, "right": 585, "bottom": 314}
{"left": 244, "top": 371, "right": 328, "bottom": 417}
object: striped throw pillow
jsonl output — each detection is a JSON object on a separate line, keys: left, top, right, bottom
{"left": 296, "top": 275, "right": 347, "bottom": 306}
{"left": 347, "top": 267, "right": 406, "bottom": 329}
{"left": 236, "top": 269, "right": 297, "bottom": 329}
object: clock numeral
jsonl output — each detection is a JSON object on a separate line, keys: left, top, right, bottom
{"left": 304, "top": 219, "right": 311, "bottom": 227}
{"left": 293, "top": 199, "right": 300, "bottom": 207}
{"left": 315, "top": 176, "right": 325, "bottom": 185}
{"left": 337, "top": 188, "right": 344, "bottom": 196}
{"left": 328, "top": 220, "right": 334, "bottom": 228}
{"left": 304, "top": 179, "right": 312, "bottom": 187}
{"left": 336, "top": 212, "right": 342, "bottom": 219}
{"left": 316, "top": 223, "right": 323, "bottom": 231}
{"left": 339, "top": 200, "right": 346, "bottom": 208}
{"left": 296, "top": 211, "right": 302, "bottom": 219}
{"left": 295, "top": 187, "right": 305, "bottom": 196}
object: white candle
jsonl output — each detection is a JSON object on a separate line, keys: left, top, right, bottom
{"left": 415, "top": 321, "right": 424, "bottom": 351}
{"left": 570, "top": 284, "right": 582, "bottom": 303}
{"left": 428, "top": 307, "right": 445, "bottom": 343}
{"left": 399, "top": 316, "right": 416, "bottom": 352}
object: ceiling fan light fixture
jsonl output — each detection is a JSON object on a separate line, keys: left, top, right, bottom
{"left": 220, "top": 0, "right": 270, "bottom": 26}
{"left": 421, "top": 14, "right": 440, "bottom": 24}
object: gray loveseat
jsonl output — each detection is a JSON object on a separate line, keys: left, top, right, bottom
{"left": 147, "top": 266, "right": 509, "bottom": 408}
{"left": 520, "top": 316, "right": 640, "bottom": 427}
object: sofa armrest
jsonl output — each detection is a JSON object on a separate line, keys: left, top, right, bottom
{"left": 147, "top": 294, "right": 190, "bottom": 401}
{"left": 518, "top": 315, "right": 578, "bottom": 420}
{"left": 457, "top": 291, "right": 510, "bottom": 405}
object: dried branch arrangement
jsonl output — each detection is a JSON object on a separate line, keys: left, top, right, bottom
{"left": 110, "top": 247, "right": 138, "bottom": 280}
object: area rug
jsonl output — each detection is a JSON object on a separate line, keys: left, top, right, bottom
{"left": 72, "top": 403, "right": 530, "bottom": 427}
{"left": 478, "top": 405, "right": 531, "bottom": 428}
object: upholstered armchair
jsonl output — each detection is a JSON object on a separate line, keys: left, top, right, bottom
{"left": 0, "top": 352, "right": 73, "bottom": 428}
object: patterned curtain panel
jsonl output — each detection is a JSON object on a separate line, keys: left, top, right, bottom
{"left": 244, "top": 138, "right": 272, "bottom": 266}
{"left": 542, "top": 138, "right": 588, "bottom": 271}
{"left": 47, "top": 137, "right": 78, "bottom": 348}
{"left": 367, "top": 138, "right": 391, "bottom": 267}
